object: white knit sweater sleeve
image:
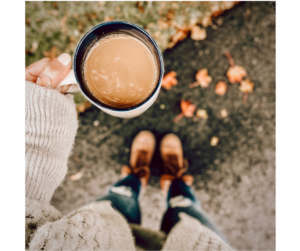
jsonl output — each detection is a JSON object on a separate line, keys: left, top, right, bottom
{"left": 25, "top": 80, "right": 78, "bottom": 247}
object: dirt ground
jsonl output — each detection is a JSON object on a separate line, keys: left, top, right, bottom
{"left": 51, "top": 2, "right": 275, "bottom": 250}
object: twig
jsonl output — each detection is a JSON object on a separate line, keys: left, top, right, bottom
{"left": 225, "top": 52, "right": 235, "bottom": 67}
{"left": 189, "top": 82, "right": 199, "bottom": 88}
{"left": 174, "top": 113, "right": 184, "bottom": 123}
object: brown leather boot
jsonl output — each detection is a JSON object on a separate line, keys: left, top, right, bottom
{"left": 160, "top": 133, "right": 193, "bottom": 196}
{"left": 121, "top": 131, "right": 155, "bottom": 191}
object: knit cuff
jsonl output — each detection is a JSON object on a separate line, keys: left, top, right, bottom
{"left": 25, "top": 81, "right": 78, "bottom": 203}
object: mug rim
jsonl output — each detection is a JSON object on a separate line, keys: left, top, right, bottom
{"left": 73, "top": 20, "right": 164, "bottom": 112}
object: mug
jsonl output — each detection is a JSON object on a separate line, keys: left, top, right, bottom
{"left": 58, "top": 21, "right": 164, "bottom": 118}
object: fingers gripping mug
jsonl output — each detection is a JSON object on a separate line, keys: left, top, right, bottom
{"left": 58, "top": 21, "right": 164, "bottom": 118}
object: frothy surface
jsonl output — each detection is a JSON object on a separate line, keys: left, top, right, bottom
{"left": 84, "top": 34, "right": 157, "bottom": 108}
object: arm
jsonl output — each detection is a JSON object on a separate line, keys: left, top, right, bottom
{"left": 25, "top": 55, "right": 78, "bottom": 248}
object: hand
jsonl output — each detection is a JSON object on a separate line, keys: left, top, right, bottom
{"left": 25, "top": 53, "right": 72, "bottom": 94}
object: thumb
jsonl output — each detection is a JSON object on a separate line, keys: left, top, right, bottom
{"left": 37, "top": 53, "right": 72, "bottom": 88}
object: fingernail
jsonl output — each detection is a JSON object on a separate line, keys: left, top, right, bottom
{"left": 57, "top": 53, "right": 71, "bottom": 66}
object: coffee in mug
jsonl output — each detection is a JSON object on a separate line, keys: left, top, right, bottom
{"left": 83, "top": 33, "right": 158, "bottom": 109}
{"left": 57, "top": 21, "right": 164, "bottom": 118}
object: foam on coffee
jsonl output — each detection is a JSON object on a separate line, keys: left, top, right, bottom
{"left": 83, "top": 33, "right": 158, "bottom": 109}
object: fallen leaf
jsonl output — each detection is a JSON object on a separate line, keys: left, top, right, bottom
{"left": 161, "top": 71, "right": 177, "bottom": 90}
{"left": 220, "top": 109, "right": 228, "bottom": 118}
{"left": 43, "top": 46, "right": 57, "bottom": 59}
{"left": 195, "top": 68, "right": 212, "bottom": 87}
{"left": 181, "top": 100, "right": 196, "bottom": 117}
{"left": 154, "top": 30, "right": 161, "bottom": 39}
{"left": 223, "top": 1, "right": 235, "bottom": 10}
{"left": 202, "top": 16, "right": 212, "bottom": 27}
{"left": 30, "top": 41, "right": 39, "bottom": 53}
{"left": 211, "top": 4, "right": 223, "bottom": 17}
{"left": 174, "top": 100, "right": 196, "bottom": 122}
{"left": 191, "top": 25, "right": 207, "bottom": 41}
{"left": 78, "top": 20, "right": 83, "bottom": 32}
{"left": 70, "top": 171, "right": 83, "bottom": 181}
{"left": 196, "top": 109, "right": 208, "bottom": 119}
{"left": 26, "top": 17, "right": 30, "bottom": 26}
{"left": 210, "top": 136, "right": 219, "bottom": 146}
{"left": 225, "top": 52, "right": 247, "bottom": 83}
{"left": 215, "top": 81, "right": 227, "bottom": 96}
{"left": 104, "top": 16, "right": 114, "bottom": 22}
{"left": 239, "top": 79, "right": 254, "bottom": 104}
{"left": 76, "top": 101, "right": 91, "bottom": 113}
{"left": 167, "top": 9, "right": 175, "bottom": 20}
{"left": 168, "top": 30, "right": 188, "bottom": 48}
{"left": 239, "top": 78, "right": 254, "bottom": 93}
{"left": 157, "top": 19, "right": 169, "bottom": 29}
{"left": 227, "top": 65, "right": 247, "bottom": 84}
{"left": 136, "top": 1, "right": 145, "bottom": 13}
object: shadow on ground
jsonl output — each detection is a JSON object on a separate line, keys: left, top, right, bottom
{"left": 52, "top": 2, "right": 275, "bottom": 250}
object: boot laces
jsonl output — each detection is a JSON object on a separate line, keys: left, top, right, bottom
{"left": 164, "top": 155, "right": 188, "bottom": 178}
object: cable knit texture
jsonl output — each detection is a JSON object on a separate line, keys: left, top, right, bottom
{"left": 25, "top": 80, "right": 233, "bottom": 250}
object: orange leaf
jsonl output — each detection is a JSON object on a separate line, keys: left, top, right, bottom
{"left": 180, "top": 100, "right": 196, "bottom": 117}
{"left": 195, "top": 68, "right": 212, "bottom": 88}
{"left": 168, "top": 25, "right": 189, "bottom": 48}
{"left": 239, "top": 78, "right": 254, "bottom": 93}
{"left": 226, "top": 65, "right": 247, "bottom": 84}
{"left": 70, "top": 171, "right": 83, "bottom": 181}
{"left": 161, "top": 71, "right": 178, "bottom": 90}
{"left": 191, "top": 25, "right": 207, "bottom": 41}
{"left": 215, "top": 81, "right": 227, "bottom": 96}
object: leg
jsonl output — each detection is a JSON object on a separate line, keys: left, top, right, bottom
{"left": 159, "top": 133, "right": 228, "bottom": 243}
{"left": 160, "top": 179, "right": 227, "bottom": 243}
{"left": 97, "top": 130, "right": 156, "bottom": 224}
{"left": 96, "top": 174, "right": 141, "bottom": 224}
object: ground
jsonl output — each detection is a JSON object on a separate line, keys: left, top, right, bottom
{"left": 50, "top": 2, "right": 275, "bottom": 250}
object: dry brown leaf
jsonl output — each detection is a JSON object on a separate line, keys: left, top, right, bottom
{"left": 76, "top": 101, "right": 91, "bottom": 113}
{"left": 210, "top": 136, "right": 219, "bottom": 146}
{"left": 60, "top": 15, "right": 68, "bottom": 28}
{"left": 196, "top": 109, "right": 208, "bottom": 119}
{"left": 220, "top": 109, "right": 228, "bottom": 118}
{"left": 157, "top": 19, "right": 169, "bottom": 29}
{"left": 223, "top": 1, "right": 235, "bottom": 10}
{"left": 191, "top": 26, "right": 207, "bottom": 41}
{"left": 43, "top": 46, "right": 57, "bottom": 59}
{"left": 70, "top": 171, "right": 83, "bottom": 181}
{"left": 161, "top": 71, "right": 177, "bottom": 90}
{"left": 104, "top": 16, "right": 114, "bottom": 22}
{"left": 202, "top": 16, "right": 212, "bottom": 27}
{"left": 225, "top": 52, "right": 247, "bottom": 84}
{"left": 215, "top": 81, "right": 227, "bottom": 96}
{"left": 181, "top": 100, "right": 196, "bottom": 117}
{"left": 30, "top": 41, "right": 39, "bottom": 53}
{"left": 174, "top": 100, "right": 196, "bottom": 122}
{"left": 168, "top": 30, "right": 188, "bottom": 48}
{"left": 227, "top": 65, "right": 247, "bottom": 84}
{"left": 239, "top": 78, "right": 254, "bottom": 93}
{"left": 195, "top": 68, "right": 212, "bottom": 88}
{"left": 211, "top": 4, "right": 223, "bottom": 17}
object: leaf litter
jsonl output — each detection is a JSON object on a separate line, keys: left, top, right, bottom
{"left": 174, "top": 100, "right": 196, "bottom": 123}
